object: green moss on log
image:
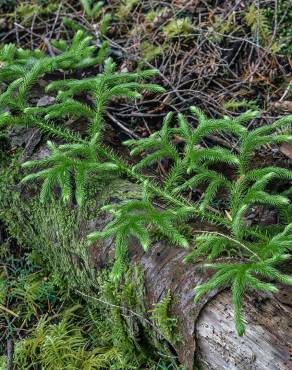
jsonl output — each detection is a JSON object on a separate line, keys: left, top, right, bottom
{"left": 0, "top": 149, "right": 181, "bottom": 369}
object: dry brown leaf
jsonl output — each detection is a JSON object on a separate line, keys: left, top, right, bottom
{"left": 272, "top": 101, "right": 292, "bottom": 113}
{"left": 279, "top": 142, "right": 292, "bottom": 159}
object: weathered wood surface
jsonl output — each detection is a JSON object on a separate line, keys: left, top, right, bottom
{"left": 196, "top": 289, "right": 292, "bottom": 369}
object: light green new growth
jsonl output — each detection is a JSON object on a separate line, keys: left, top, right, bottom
{"left": 0, "top": 30, "right": 110, "bottom": 112}
{"left": 163, "top": 18, "right": 193, "bottom": 39}
{"left": 80, "top": 0, "right": 104, "bottom": 19}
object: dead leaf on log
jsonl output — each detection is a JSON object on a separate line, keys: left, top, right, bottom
{"left": 271, "top": 101, "right": 292, "bottom": 113}
{"left": 279, "top": 142, "right": 292, "bottom": 159}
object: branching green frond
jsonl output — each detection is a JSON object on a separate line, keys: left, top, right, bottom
{"left": 0, "top": 30, "right": 111, "bottom": 113}
{"left": 190, "top": 106, "right": 247, "bottom": 143}
{"left": 21, "top": 140, "right": 118, "bottom": 206}
{"left": 88, "top": 200, "right": 191, "bottom": 280}
{"left": 88, "top": 199, "right": 190, "bottom": 251}
{"left": 164, "top": 160, "right": 187, "bottom": 192}
{"left": 246, "top": 167, "right": 292, "bottom": 181}
{"left": 124, "top": 112, "right": 180, "bottom": 169}
{"left": 259, "top": 223, "right": 292, "bottom": 259}
{"left": 185, "top": 234, "right": 232, "bottom": 261}
{"left": 88, "top": 199, "right": 188, "bottom": 280}
{"left": 187, "top": 146, "right": 239, "bottom": 169}
{"left": 194, "top": 257, "right": 291, "bottom": 335}
{"left": 41, "top": 57, "right": 164, "bottom": 138}
{"left": 173, "top": 168, "right": 230, "bottom": 196}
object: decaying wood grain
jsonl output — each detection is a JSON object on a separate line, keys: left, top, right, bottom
{"left": 196, "top": 291, "right": 292, "bottom": 370}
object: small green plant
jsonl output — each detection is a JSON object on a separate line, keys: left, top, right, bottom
{"left": 264, "top": 0, "right": 292, "bottom": 55}
{"left": 163, "top": 18, "right": 193, "bottom": 39}
{"left": 21, "top": 139, "right": 119, "bottom": 206}
{"left": 245, "top": 4, "right": 271, "bottom": 45}
{"left": 13, "top": 0, "right": 58, "bottom": 19}
{"left": 77, "top": 1, "right": 112, "bottom": 36}
{"left": 244, "top": 4, "right": 282, "bottom": 52}
{"left": 116, "top": 0, "right": 140, "bottom": 19}
{"left": 124, "top": 108, "right": 292, "bottom": 334}
{"left": 88, "top": 197, "right": 189, "bottom": 280}
{"left": 223, "top": 99, "right": 259, "bottom": 111}
{"left": 150, "top": 290, "right": 178, "bottom": 344}
{"left": 208, "top": 13, "right": 237, "bottom": 42}
{"left": 140, "top": 41, "right": 164, "bottom": 63}
{"left": 16, "top": 58, "right": 164, "bottom": 210}
{"left": 80, "top": 0, "right": 103, "bottom": 19}
{"left": 145, "top": 7, "right": 168, "bottom": 24}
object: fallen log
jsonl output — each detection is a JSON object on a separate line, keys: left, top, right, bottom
{"left": 121, "top": 232, "right": 291, "bottom": 369}
{"left": 0, "top": 141, "right": 291, "bottom": 370}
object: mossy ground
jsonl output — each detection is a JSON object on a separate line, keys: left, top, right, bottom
{"left": 0, "top": 144, "right": 184, "bottom": 369}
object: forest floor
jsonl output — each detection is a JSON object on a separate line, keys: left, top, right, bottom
{"left": 0, "top": 1, "right": 291, "bottom": 369}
